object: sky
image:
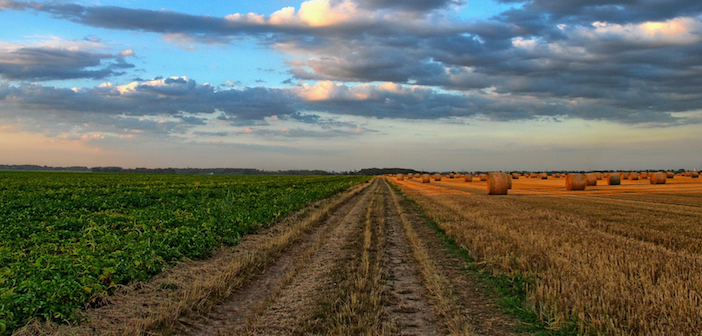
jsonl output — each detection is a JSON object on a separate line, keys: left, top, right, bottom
{"left": 1, "top": 0, "right": 701, "bottom": 172}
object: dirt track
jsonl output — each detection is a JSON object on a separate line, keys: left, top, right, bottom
{"left": 172, "top": 177, "right": 515, "bottom": 335}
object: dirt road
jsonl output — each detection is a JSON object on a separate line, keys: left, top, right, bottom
{"left": 171, "top": 177, "right": 515, "bottom": 335}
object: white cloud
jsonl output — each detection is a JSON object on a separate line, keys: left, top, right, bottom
{"left": 585, "top": 17, "right": 702, "bottom": 47}
{"left": 226, "top": 0, "right": 366, "bottom": 28}
{"left": 119, "top": 49, "right": 135, "bottom": 57}
{"left": 297, "top": 0, "right": 358, "bottom": 27}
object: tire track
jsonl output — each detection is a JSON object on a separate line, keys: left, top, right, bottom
{"left": 382, "top": 181, "right": 443, "bottom": 335}
{"left": 180, "top": 178, "right": 379, "bottom": 335}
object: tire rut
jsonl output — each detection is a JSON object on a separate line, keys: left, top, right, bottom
{"left": 381, "top": 181, "right": 443, "bottom": 335}
{"left": 179, "top": 178, "right": 379, "bottom": 335}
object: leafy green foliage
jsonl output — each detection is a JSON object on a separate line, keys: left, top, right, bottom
{"left": 0, "top": 172, "right": 369, "bottom": 334}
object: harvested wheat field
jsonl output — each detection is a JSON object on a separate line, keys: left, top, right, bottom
{"left": 393, "top": 174, "right": 702, "bottom": 335}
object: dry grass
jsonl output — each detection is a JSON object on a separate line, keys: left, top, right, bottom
{"left": 386, "top": 180, "right": 477, "bottom": 336}
{"left": 392, "top": 179, "right": 702, "bottom": 335}
{"left": 304, "top": 182, "right": 395, "bottom": 336}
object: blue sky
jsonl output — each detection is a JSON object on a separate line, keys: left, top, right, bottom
{"left": 1, "top": 0, "right": 701, "bottom": 171}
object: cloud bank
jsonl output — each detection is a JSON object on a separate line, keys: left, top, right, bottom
{"left": 1, "top": 0, "right": 701, "bottom": 129}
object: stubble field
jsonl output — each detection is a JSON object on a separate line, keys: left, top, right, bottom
{"left": 391, "top": 173, "right": 702, "bottom": 335}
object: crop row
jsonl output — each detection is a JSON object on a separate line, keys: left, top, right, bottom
{"left": 0, "top": 172, "right": 369, "bottom": 334}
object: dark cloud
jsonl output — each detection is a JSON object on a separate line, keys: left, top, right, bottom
{"left": 0, "top": 46, "right": 134, "bottom": 81}
{"left": 192, "top": 131, "right": 229, "bottom": 137}
{"left": 355, "top": 0, "right": 463, "bottom": 11}
{"left": 0, "top": 77, "right": 298, "bottom": 120}
{"left": 498, "top": 0, "right": 702, "bottom": 23}
{"left": 237, "top": 127, "right": 364, "bottom": 138}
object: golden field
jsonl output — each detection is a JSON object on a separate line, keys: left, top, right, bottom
{"left": 390, "top": 174, "right": 702, "bottom": 335}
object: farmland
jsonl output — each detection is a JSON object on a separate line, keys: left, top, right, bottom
{"left": 0, "top": 172, "right": 369, "bottom": 333}
{"left": 391, "top": 174, "right": 702, "bottom": 335}
{"left": 2, "top": 171, "right": 701, "bottom": 335}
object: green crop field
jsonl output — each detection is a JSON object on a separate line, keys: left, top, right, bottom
{"left": 0, "top": 172, "right": 369, "bottom": 333}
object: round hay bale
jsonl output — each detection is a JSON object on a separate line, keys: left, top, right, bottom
{"left": 585, "top": 173, "right": 597, "bottom": 186}
{"left": 621, "top": 172, "right": 628, "bottom": 180}
{"left": 396, "top": 174, "right": 404, "bottom": 181}
{"left": 464, "top": 174, "right": 473, "bottom": 182}
{"left": 449, "top": 173, "right": 455, "bottom": 178}
{"left": 607, "top": 174, "right": 621, "bottom": 185}
{"left": 487, "top": 172, "right": 509, "bottom": 195}
{"left": 650, "top": 172, "right": 667, "bottom": 184}
{"left": 421, "top": 174, "right": 430, "bottom": 183}
{"left": 594, "top": 172, "right": 603, "bottom": 180}
{"left": 628, "top": 172, "right": 639, "bottom": 180}
{"left": 507, "top": 175, "right": 513, "bottom": 189}
{"left": 666, "top": 172, "right": 675, "bottom": 178}
{"left": 406, "top": 174, "right": 413, "bottom": 180}
{"left": 529, "top": 173, "right": 538, "bottom": 178}
{"left": 692, "top": 172, "right": 699, "bottom": 178}
{"left": 433, "top": 174, "right": 442, "bottom": 181}
{"left": 566, "top": 173, "right": 587, "bottom": 191}
{"left": 479, "top": 174, "right": 487, "bottom": 181}
{"left": 640, "top": 172, "right": 648, "bottom": 179}
{"left": 539, "top": 173, "right": 548, "bottom": 179}
{"left": 511, "top": 173, "right": 520, "bottom": 179}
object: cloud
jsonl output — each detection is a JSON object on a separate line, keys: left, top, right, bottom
{"left": 497, "top": 0, "right": 702, "bottom": 24}
{"left": 355, "top": 0, "right": 464, "bottom": 12}
{"left": 584, "top": 18, "right": 702, "bottom": 47}
{"left": 0, "top": 38, "right": 135, "bottom": 81}
{"left": 2, "top": 0, "right": 702, "bottom": 127}
{"left": 234, "top": 126, "right": 366, "bottom": 138}
{"left": 0, "top": 77, "right": 298, "bottom": 122}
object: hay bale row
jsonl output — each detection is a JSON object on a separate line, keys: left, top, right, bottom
{"left": 650, "top": 172, "right": 667, "bottom": 184}
{"left": 585, "top": 173, "right": 597, "bottom": 186}
{"left": 566, "top": 173, "right": 587, "bottom": 191}
{"left": 608, "top": 174, "right": 620, "bottom": 185}
{"left": 422, "top": 174, "right": 430, "bottom": 183}
{"left": 487, "top": 172, "right": 509, "bottom": 195}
